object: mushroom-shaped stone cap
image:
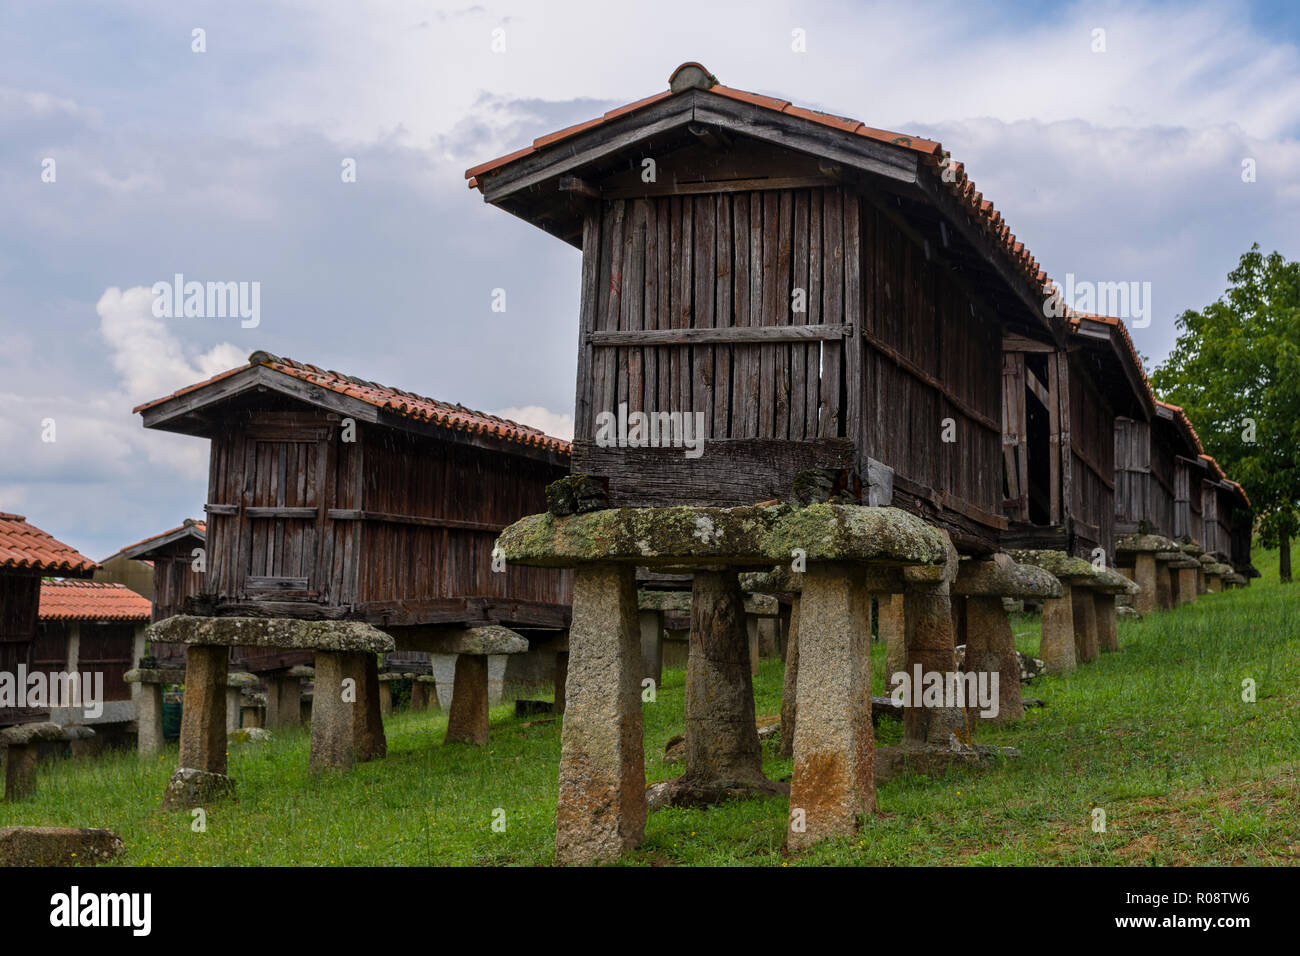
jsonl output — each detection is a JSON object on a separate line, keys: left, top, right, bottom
{"left": 286, "top": 665, "right": 315, "bottom": 679}
{"left": 1116, "top": 533, "right": 1181, "bottom": 554}
{"left": 124, "top": 667, "right": 187, "bottom": 685}
{"left": 1, "top": 722, "right": 69, "bottom": 746}
{"left": 952, "top": 553, "right": 1062, "bottom": 599}
{"left": 1006, "top": 549, "right": 1095, "bottom": 581}
{"left": 1207, "top": 562, "right": 1235, "bottom": 576}
{"left": 147, "top": 616, "right": 394, "bottom": 653}
{"left": 497, "top": 503, "right": 948, "bottom": 570}
{"left": 1090, "top": 567, "right": 1140, "bottom": 595}
{"left": 226, "top": 671, "right": 259, "bottom": 689}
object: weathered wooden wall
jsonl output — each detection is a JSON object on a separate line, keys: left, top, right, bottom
{"left": 32, "top": 621, "right": 134, "bottom": 702}
{"left": 0, "top": 575, "right": 38, "bottom": 678}
{"left": 1068, "top": 358, "right": 1116, "bottom": 557}
{"left": 571, "top": 185, "right": 1003, "bottom": 550}
{"left": 1114, "top": 417, "right": 1175, "bottom": 538}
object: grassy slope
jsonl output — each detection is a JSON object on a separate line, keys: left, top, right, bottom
{"left": 2, "top": 551, "right": 1296, "bottom": 866}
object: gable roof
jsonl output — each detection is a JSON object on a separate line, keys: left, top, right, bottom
{"left": 107, "top": 519, "right": 206, "bottom": 563}
{"left": 135, "top": 352, "right": 571, "bottom": 461}
{"left": 38, "top": 580, "right": 151, "bottom": 622}
{"left": 467, "top": 62, "right": 1058, "bottom": 336}
{"left": 1153, "top": 400, "right": 1205, "bottom": 458}
{"left": 1066, "top": 312, "right": 1156, "bottom": 419}
{"left": 0, "top": 513, "right": 97, "bottom": 576}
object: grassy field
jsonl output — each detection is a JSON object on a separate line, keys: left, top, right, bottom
{"left": 3, "top": 550, "right": 1297, "bottom": 866}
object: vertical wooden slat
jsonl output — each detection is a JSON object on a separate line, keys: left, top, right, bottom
{"left": 1048, "top": 355, "right": 1061, "bottom": 524}
{"left": 807, "top": 190, "right": 823, "bottom": 439}
{"left": 692, "top": 194, "right": 715, "bottom": 436}
{"left": 1057, "top": 352, "right": 1072, "bottom": 528}
{"left": 790, "top": 190, "right": 809, "bottom": 439}
{"left": 748, "top": 193, "right": 763, "bottom": 438}
{"left": 713, "top": 193, "right": 732, "bottom": 439}
{"left": 759, "top": 191, "right": 778, "bottom": 438}
{"left": 732, "top": 194, "right": 752, "bottom": 438}
{"left": 819, "top": 188, "right": 843, "bottom": 437}
{"left": 643, "top": 200, "right": 659, "bottom": 417}
{"left": 675, "top": 197, "right": 693, "bottom": 416}
{"left": 574, "top": 211, "right": 601, "bottom": 439}
{"left": 775, "top": 189, "right": 793, "bottom": 440}
{"left": 624, "top": 199, "right": 646, "bottom": 416}
{"left": 844, "top": 194, "right": 863, "bottom": 452}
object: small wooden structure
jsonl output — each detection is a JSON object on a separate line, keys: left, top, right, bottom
{"left": 135, "top": 353, "right": 571, "bottom": 633}
{"left": 105, "top": 519, "right": 206, "bottom": 670}
{"left": 31, "top": 580, "right": 151, "bottom": 732}
{"left": 467, "top": 62, "right": 1072, "bottom": 556}
{"left": 0, "top": 513, "right": 97, "bottom": 727}
{"left": 1199, "top": 456, "right": 1252, "bottom": 572}
{"left": 1001, "top": 313, "right": 1153, "bottom": 560}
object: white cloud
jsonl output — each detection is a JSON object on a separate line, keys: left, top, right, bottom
{"left": 491, "top": 404, "right": 574, "bottom": 442}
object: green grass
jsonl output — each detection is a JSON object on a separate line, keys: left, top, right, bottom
{"left": 3, "top": 550, "right": 1297, "bottom": 866}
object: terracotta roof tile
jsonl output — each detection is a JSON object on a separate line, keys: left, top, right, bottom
{"left": 134, "top": 354, "right": 571, "bottom": 456}
{"left": 38, "top": 580, "right": 150, "bottom": 622}
{"left": 108, "top": 520, "right": 206, "bottom": 562}
{"left": 0, "top": 514, "right": 97, "bottom": 574}
{"left": 465, "top": 63, "right": 1062, "bottom": 326}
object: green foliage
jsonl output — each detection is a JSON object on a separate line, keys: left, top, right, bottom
{"left": 1150, "top": 244, "right": 1300, "bottom": 554}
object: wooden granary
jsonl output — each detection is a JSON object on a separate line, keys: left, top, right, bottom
{"left": 134, "top": 353, "right": 572, "bottom": 634}
{"left": 466, "top": 61, "right": 1078, "bottom": 555}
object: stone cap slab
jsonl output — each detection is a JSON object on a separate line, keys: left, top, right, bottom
{"left": 1199, "top": 553, "right": 1216, "bottom": 566}
{"left": 146, "top": 616, "right": 393, "bottom": 653}
{"left": 1224, "top": 572, "right": 1247, "bottom": 585}
{"left": 1167, "top": 557, "right": 1201, "bottom": 570}
{"left": 125, "top": 667, "right": 260, "bottom": 687}
{"left": 286, "top": 665, "right": 315, "bottom": 679}
{"left": 952, "top": 553, "right": 1062, "bottom": 599}
{"left": 1, "top": 721, "right": 92, "bottom": 746}
{"left": 1006, "top": 550, "right": 1137, "bottom": 593}
{"left": 637, "top": 589, "right": 780, "bottom": 615}
{"left": 1206, "top": 562, "right": 1234, "bottom": 576}
{"left": 1180, "top": 542, "right": 1205, "bottom": 557}
{"left": 497, "top": 503, "right": 947, "bottom": 570}
{"left": 395, "top": 624, "right": 527, "bottom": 655}
{"left": 1115, "top": 533, "right": 1181, "bottom": 554}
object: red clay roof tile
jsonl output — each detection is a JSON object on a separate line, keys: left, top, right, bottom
{"left": 0, "top": 514, "right": 97, "bottom": 575}
{"left": 38, "top": 580, "right": 150, "bottom": 622}
{"left": 134, "top": 354, "right": 571, "bottom": 456}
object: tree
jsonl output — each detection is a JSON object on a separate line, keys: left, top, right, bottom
{"left": 1150, "top": 244, "right": 1300, "bottom": 583}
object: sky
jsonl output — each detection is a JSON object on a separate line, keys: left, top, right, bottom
{"left": 1, "top": 0, "right": 1297, "bottom": 559}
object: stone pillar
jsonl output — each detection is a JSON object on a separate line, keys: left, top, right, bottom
{"left": 638, "top": 610, "right": 663, "bottom": 687}
{"left": 445, "top": 655, "right": 490, "bottom": 745}
{"left": 1094, "top": 593, "right": 1119, "bottom": 653}
{"left": 1156, "top": 565, "right": 1174, "bottom": 610}
{"left": 309, "top": 651, "right": 385, "bottom": 771}
{"left": 1039, "top": 584, "right": 1077, "bottom": 673}
{"left": 681, "top": 571, "right": 772, "bottom": 796}
{"left": 1178, "top": 567, "right": 1198, "bottom": 605}
{"left": 745, "top": 616, "right": 760, "bottom": 676}
{"left": 1134, "top": 553, "right": 1157, "bottom": 616}
{"left": 130, "top": 624, "right": 146, "bottom": 707}
{"left": 265, "top": 674, "right": 302, "bottom": 729}
{"left": 225, "top": 686, "right": 242, "bottom": 733}
{"left": 902, "top": 575, "right": 961, "bottom": 746}
{"left": 136, "top": 683, "right": 165, "bottom": 756}
{"left": 780, "top": 596, "right": 800, "bottom": 759}
{"left": 553, "top": 651, "right": 568, "bottom": 714}
{"left": 964, "top": 596, "right": 1024, "bottom": 723}
{"left": 1071, "top": 587, "right": 1099, "bottom": 664}
{"left": 787, "top": 564, "right": 873, "bottom": 850}
{"left": 1196, "top": 568, "right": 1207, "bottom": 594}
{"left": 3, "top": 743, "right": 39, "bottom": 801}
{"left": 378, "top": 678, "right": 393, "bottom": 719}
{"left": 418, "top": 676, "right": 441, "bottom": 710}
{"left": 879, "top": 592, "right": 906, "bottom": 679}
{"left": 555, "top": 565, "right": 645, "bottom": 865}
{"left": 1208, "top": 573, "right": 1222, "bottom": 593}
{"left": 409, "top": 678, "right": 429, "bottom": 711}
{"left": 178, "top": 646, "right": 228, "bottom": 774}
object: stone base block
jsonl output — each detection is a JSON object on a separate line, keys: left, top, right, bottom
{"left": 0, "top": 826, "right": 125, "bottom": 866}
{"left": 161, "top": 768, "right": 235, "bottom": 810}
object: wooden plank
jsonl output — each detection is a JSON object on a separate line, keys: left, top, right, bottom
{"left": 244, "top": 506, "right": 318, "bottom": 519}
{"left": 759, "top": 191, "right": 778, "bottom": 437}
{"left": 844, "top": 194, "right": 864, "bottom": 448}
{"left": 806, "top": 189, "right": 823, "bottom": 439}
{"left": 692, "top": 194, "right": 715, "bottom": 437}
{"left": 714, "top": 193, "right": 732, "bottom": 438}
{"left": 643, "top": 200, "right": 659, "bottom": 418}
{"left": 603, "top": 175, "right": 840, "bottom": 199}
{"left": 1057, "top": 351, "right": 1072, "bottom": 524}
{"left": 747, "top": 193, "right": 763, "bottom": 438}
{"left": 819, "top": 188, "right": 843, "bottom": 437}
{"left": 1048, "top": 353, "right": 1061, "bottom": 524}
{"left": 790, "top": 189, "right": 809, "bottom": 438}
{"left": 656, "top": 196, "right": 671, "bottom": 420}
{"left": 603, "top": 200, "right": 627, "bottom": 419}
{"left": 675, "top": 197, "right": 693, "bottom": 417}
{"left": 574, "top": 211, "right": 601, "bottom": 438}
{"left": 732, "top": 194, "right": 753, "bottom": 438}
{"left": 775, "top": 189, "right": 793, "bottom": 439}
{"left": 588, "top": 325, "right": 854, "bottom": 346}
{"left": 625, "top": 199, "right": 647, "bottom": 415}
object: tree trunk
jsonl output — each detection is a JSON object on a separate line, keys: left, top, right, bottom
{"left": 1281, "top": 532, "right": 1292, "bottom": 584}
